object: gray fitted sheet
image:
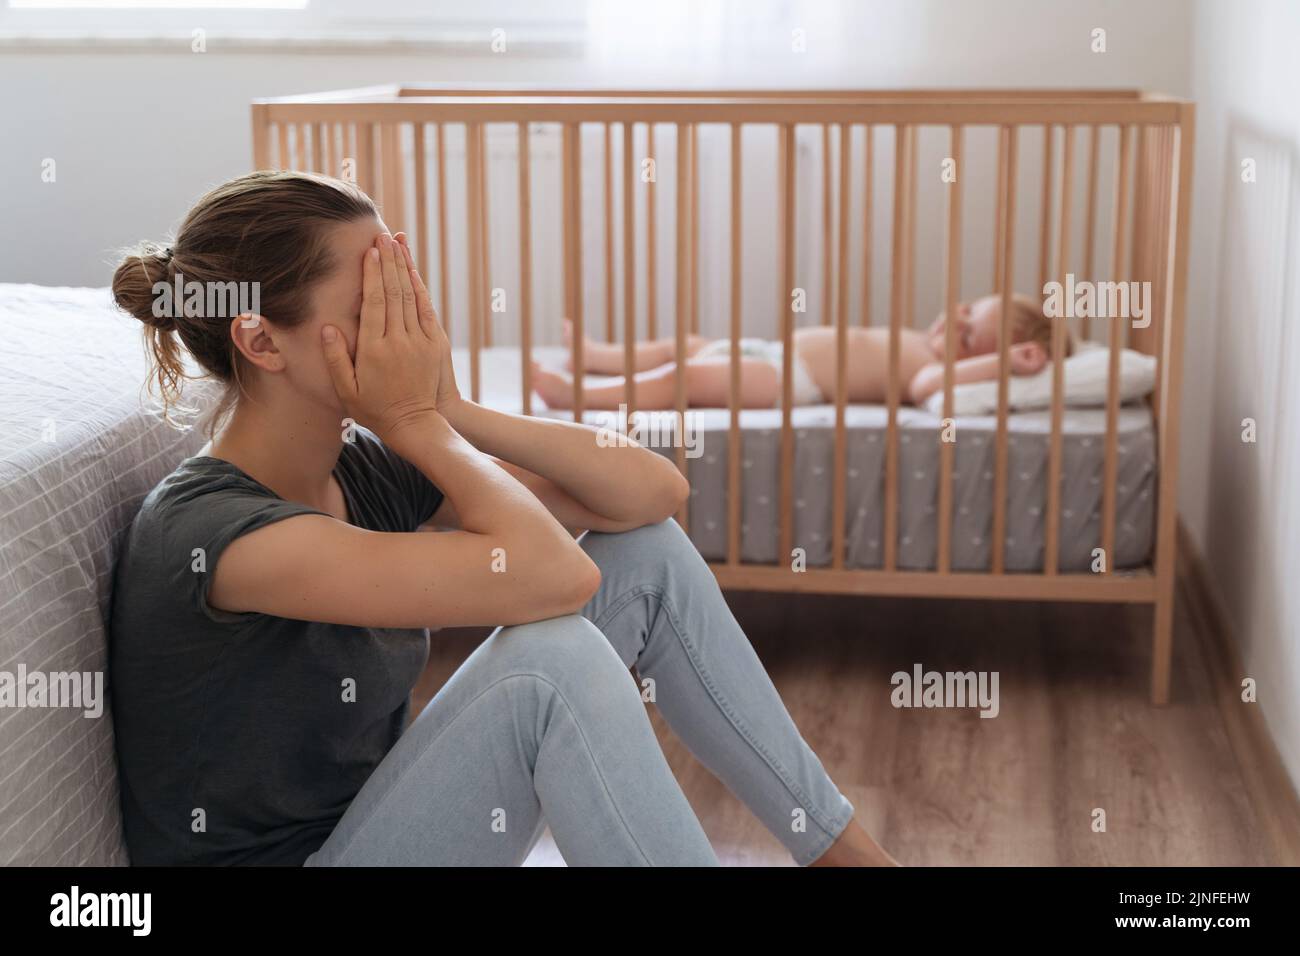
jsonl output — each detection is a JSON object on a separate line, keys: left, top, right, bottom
{"left": 460, "top": 346, "right": 1156, "bottom": 572}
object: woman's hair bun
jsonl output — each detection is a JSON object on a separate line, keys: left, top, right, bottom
{"left": 111, "top": 241, "right": 177, "bottom": 332}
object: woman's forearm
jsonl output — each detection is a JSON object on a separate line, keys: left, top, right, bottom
{"left": 440, "top": 397, "right": 689, "bottom": 525}
{"left": 387, "top": 412, "right": 575, "bottom": 547}
{"left": 381, "top": 412, "right": 600, "bottom": 617}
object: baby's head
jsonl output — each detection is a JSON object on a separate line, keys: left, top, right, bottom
{"left": 926, "top": 293, "right": 1072, "bottom": 364}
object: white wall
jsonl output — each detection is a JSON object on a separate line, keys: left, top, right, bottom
{"left": 1181, "top": 0, "right": 1300, "bottom": 789}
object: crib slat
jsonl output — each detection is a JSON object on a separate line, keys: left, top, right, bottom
{"left": 1150, "top": 125, "right": 1175, "bottom": 422}
{"left": 465, "top": 122, "right": 483, "bottom": 403}
{"left": 647, "top": 125, "right": 659, "bottom": 340}
{"left": 937, "top": 124, "right": 964, "bottom": 574}
{"left": 992, "top": 125, "right": 1020, "bottom": 575}
{"left": 690, "top": 124, "right": 701, "bottom": 337}
{"left": 563, "top": 123, "right": 584, "bottom": 419}
{"left": 321, "top": 122, "right": 334, "bottom": 178}
{"left": 904, "top": 125, "right": 918, "bottom": 328}
{"left": 833, "top": 123, "right": 851, "bottom": 569}
{"left": 1131, "top": 126, "right": 1148, "bottom": 294}
{"left": 604, "top": 123, "right": 616, "bottom": 343}
{"left": 861, "top": 124, "right": 874, "bottom": 328}
{"left": 347, "top": 123, "right": 357, "bottom": 182}
{"left": 1103, "top": 124, "right": 1133, "bottom": 573}
{"left": 884, "top": 126, "right": 909, "bottom": 571}
{"left": 1038, "top": 125, "right": 1054, "bottom": 294}
{"left": 381, "top": 123, "right": 406, "bottom": 237}
{"left": 622, "top": 121, "right": 637, "bottom": 424}
{"left": 675, "top": 124, "right": 691, "bottom": 529}
{"left": 477, "top": 123, "right": 492, "bottom": 349}
{"left": 728, "top": 122, "right": 743, "bottom": 567}
{"left": 519, "top": 121, "right": 534, "bottom": 417}
{"left": 1081, "top": 124, "right": 1100, "bottom": 340}
{"left": 1045, "top": 125, "right": 1075, "bottom": 576}
{"left": 993, "top": 127, "right": 1007, "bottom": 292}
{"left": 278, "top": 123, "right": 292, "bottom": 170}
{"left": 252, "top": 105, "right": 272, "bottom": 170}
{"left": 779, "top": 122, "right": 796, "bottom": 562}
{"left": 357, "top": 124, "right": 375, "bottom": 195}
{"left": 1153, "top": 115, "right": 1194, "bottom": 705}
{"left": 312, "top": 122, "right": 324, "bottom": 173}
{"left": 823, "top": 124, "right": 835, "bottom": 327}
{"left": 1142, "top": 127, "right": 1163, "bottom": 397}
{"left": 316, "top": 122, "right": 328, "bottom": 177}
{"left": 436, "top": 123, "right": 451, "bottom": 349}
{"left": 414, "top": 122, "right": 429, "bottom": 282}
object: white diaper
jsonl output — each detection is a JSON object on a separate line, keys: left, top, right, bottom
{"left": 695, "top": 337, "right": 825, "bottom": 407}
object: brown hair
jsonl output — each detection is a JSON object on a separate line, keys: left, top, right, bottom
{"left": 111, "top": 170, "right": 376, "bottom": 435}
{"left": 1007, "top": 293, "right": 1074, "bottom": 357}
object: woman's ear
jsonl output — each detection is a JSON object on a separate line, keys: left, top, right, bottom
{"left": 230, "top": 313, "right": 285, "bottom": 372}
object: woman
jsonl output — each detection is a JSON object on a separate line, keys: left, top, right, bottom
{"left": 108, "top": 170, "right": 898, "bottom": 867}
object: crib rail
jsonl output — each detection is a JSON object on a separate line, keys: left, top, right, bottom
{"left": 251, "top": 86, "right": 1194, "bottom": 702}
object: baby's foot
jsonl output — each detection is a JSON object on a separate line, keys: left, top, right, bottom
{"left": 531, "top": 361, "right": 574, "bottom": 410}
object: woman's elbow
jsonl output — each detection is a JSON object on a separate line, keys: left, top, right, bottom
{"left": 656, "top": 468, "right": 691, "bottom": 521}
{"left": 551, "top": 551, "right": 602, "bottom": 614}
{"left": 630, "top": 456, "right": 689, "bottom": 525}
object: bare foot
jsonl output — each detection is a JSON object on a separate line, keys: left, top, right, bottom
{"left": 807, "top": 819, "right": 901, "bottom": 867}
{"left": 531, "top": 360, "right": 574, "bottom": 410}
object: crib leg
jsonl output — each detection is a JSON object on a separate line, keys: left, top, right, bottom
{"left": 1150, "top": 591, "right": 1174, "bottom": 706}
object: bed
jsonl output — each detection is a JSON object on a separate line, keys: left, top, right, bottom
{"left": 0, "top": 284, "right": 214, "bottom": 865}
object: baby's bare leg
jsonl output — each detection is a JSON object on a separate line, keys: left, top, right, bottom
{"left": 564, "top": 320, "right": 713, "bottom": 374}
{"left": 683, "top": 357, "right": 779, "bottom": 408}
{"left": 533, "top": 357, "right": 779, "bottom": 411}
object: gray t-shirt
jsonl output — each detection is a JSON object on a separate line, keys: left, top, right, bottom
{"left": 109, "top": 428, "right": 443, "bottom": 865}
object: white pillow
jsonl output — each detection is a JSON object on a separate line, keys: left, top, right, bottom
{"left": 922, "top": 341, "right": 1157, "bottom": 417}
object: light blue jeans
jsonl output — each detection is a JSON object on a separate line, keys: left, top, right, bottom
{"left": 303, "top": 518, "right": 855, "bottom": 866}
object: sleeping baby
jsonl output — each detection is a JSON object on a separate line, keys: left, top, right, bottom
{"left": 532, "top": 293, "right": 1071, "bottom": 411}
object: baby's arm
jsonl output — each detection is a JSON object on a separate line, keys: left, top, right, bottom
{"left": 907, "top": 343, "right": 1047, "bottom": 406}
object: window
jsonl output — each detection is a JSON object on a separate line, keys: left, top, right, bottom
{"left": 0, "top": 0, "right": 586, "bottom": 49}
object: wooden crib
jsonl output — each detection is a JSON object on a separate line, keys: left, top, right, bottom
{"left": 250, "top": 85, "right": 1194, "bottom": 704}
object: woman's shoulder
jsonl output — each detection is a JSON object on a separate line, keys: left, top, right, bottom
{"left": 125, "top": 451, "right": 329, "bottom": 570}
{"left": 113, "top": 454, "right": 326, "bottom": 629}
{"left": 136, "top": 453, "right": 280, "bottom": 525}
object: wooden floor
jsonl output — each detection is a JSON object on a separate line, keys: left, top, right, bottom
{"left": 412, "top": 566, "right": 1288, "bottom": 867}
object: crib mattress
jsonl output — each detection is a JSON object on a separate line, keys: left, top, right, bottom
{"left": 458, "top": 346, "right": 1156, "bottom": 572}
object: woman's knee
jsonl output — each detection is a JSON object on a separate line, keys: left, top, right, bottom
{"left": 491, "top": 614, "right": 630, "bottom": 684}
{"left": 581, "top": 518, "right": 704, "bottom": 584}
{"left": 484, "top": 614, "right": 642, "bottom": 719}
